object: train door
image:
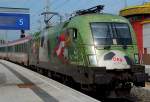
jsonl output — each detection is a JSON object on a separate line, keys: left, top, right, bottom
{"left": 67, "top": 28, "right": 77, "bottom": 62}
{"left": 29, "top": 32, "right": 40, "bottom": 66}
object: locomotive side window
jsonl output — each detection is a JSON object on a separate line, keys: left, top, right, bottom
{"left": 73, "top": 29, "right": 77, "bottom": 40}
{"left": 68, "top": 28, "right": 78, "bottom": 40}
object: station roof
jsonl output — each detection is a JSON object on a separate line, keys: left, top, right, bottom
{"left": 120, "top": 2, "right": 150, "bottom": 16}
{"left": 0, "top": 7, "right": 29, "bottom": 14}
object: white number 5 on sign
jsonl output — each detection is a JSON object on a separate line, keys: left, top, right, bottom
{"left": 19, "top": 18, "right": 24, "bottom": 25}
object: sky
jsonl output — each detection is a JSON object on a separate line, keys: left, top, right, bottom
{"left": 0, "top": 0, "right": 149, "bottom": 40}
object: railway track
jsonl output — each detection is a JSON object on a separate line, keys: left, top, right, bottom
{"left": 95, "top": 83, "right": 150, "bottom": 102}
{"left": 130, "top": 83, "right": 150, "bottom": 102}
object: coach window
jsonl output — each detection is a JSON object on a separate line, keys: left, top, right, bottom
{"left": 24, "top": 43, "right": 26, "bottom": 52}
{"left": 22, "top": 44, "right": 24, "bottom": 52}
{"left": 17, "top": 45, "right": 19, "bottom": 52}
{"left": 7, "top": 47, "right": 9, "bottom": 52}
{"left": 16, "top": 45, "right": 18, "bottom": 52}
{"left": 8, "top": 46, "right": 10, "bottom": 52}
{"left": 23, "top": 43, "right": 25, "bottom": 52}
{"left": 2, "top": 47, "right": 3, "bottom": 52}
{"left": 16, "top": 45, "right": 17, "bottom": 52}
{"left": 9, "top": 46, "right": 10, "bottom": 52}
{"left": 15, "top": 45, "right": 16, "bottom": 52}
{"left": 21, "top": 44, "right": 23, "bottom": 52}
{"left": 18, "top": 45, "right": 20, "bottom": 52}
{"left": 11, "top": 46, "right": 13, "bottom": 52}
{"left": 19, "top": 45, "right": 21, "bottom": 52}
{"left": 21, "top": 44, "right": 22, "bottom": 52}
{"left": 41, "top": 36, "right": 44, "bottom": 47}
{"left": 12, "top": 46, "right": 14, "bottom": 52}
{"left": 9, "top": 46, "right": 11, "bottom": 52}
{"left": 19, "top": 44, "right": 22, "bottom": 52}
{"left": 10, "top": 46, "right": 12, "bottom": 52}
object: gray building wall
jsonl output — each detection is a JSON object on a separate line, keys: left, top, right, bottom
{"left": 143, "top": 23, "right": 150, "bottom": 54}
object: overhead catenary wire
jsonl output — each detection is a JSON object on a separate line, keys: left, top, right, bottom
{"left": 52, "top": 0, "right": 71, "bottom": 10}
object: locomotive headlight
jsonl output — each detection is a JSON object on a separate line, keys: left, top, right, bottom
{"left": 89, "top": 55, "right": 97, "bottom": 66}
{"left": 134, "top": 54, "right": 139, "bottom": 64}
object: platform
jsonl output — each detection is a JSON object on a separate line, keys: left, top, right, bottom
{"left": 145, "top": 65, "right": 150, "bottom": 76}
{"left": 0, "top": 60, "right": 100, "bottom": 102}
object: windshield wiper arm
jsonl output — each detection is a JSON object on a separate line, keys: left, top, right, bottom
{"left": 104, "top": 24, "right": 111, "bottom": 49}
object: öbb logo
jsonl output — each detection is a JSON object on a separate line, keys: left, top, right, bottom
{"left": 112, "top": 57, "right": 124, "bottom": 62}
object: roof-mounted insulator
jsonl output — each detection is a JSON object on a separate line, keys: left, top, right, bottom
{"left": 75, "top": 5, "right": 104, "bottom": 16}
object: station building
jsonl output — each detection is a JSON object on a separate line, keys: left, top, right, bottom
{"left": 120, "top": 3, "right": 150, "bottom": 64}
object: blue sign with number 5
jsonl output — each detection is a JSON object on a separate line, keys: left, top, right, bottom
{"left": 0, "top": 13, "right": 30, "bottom": 30}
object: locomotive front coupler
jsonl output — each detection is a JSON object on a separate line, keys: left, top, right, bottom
{"left": 115, "top": 81, "right": 134, "bottom": 90}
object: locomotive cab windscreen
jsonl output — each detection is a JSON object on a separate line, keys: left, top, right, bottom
{"left": 89, "top": 21, "right": 136, "bottom": 69}
{"left": 91, "top": 22, "right": 132, "bottom": 46}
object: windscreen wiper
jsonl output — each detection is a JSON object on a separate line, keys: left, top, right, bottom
{"left": 104, "top": 24, "right": 111, "bottom": 50}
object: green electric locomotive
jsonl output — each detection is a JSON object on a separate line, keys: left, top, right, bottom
{"left": 29, "top": 5, "right": 145, "bottom": 96}
{"left": 0, "top": 5, "right": 146, "bottom": 97}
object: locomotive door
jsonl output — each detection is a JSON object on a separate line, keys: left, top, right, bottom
{"left": 68, "top": 28, "right": 84, "bottom": 65}
{"left": 67, "top": 28, "right": 79, "bottom": 64}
